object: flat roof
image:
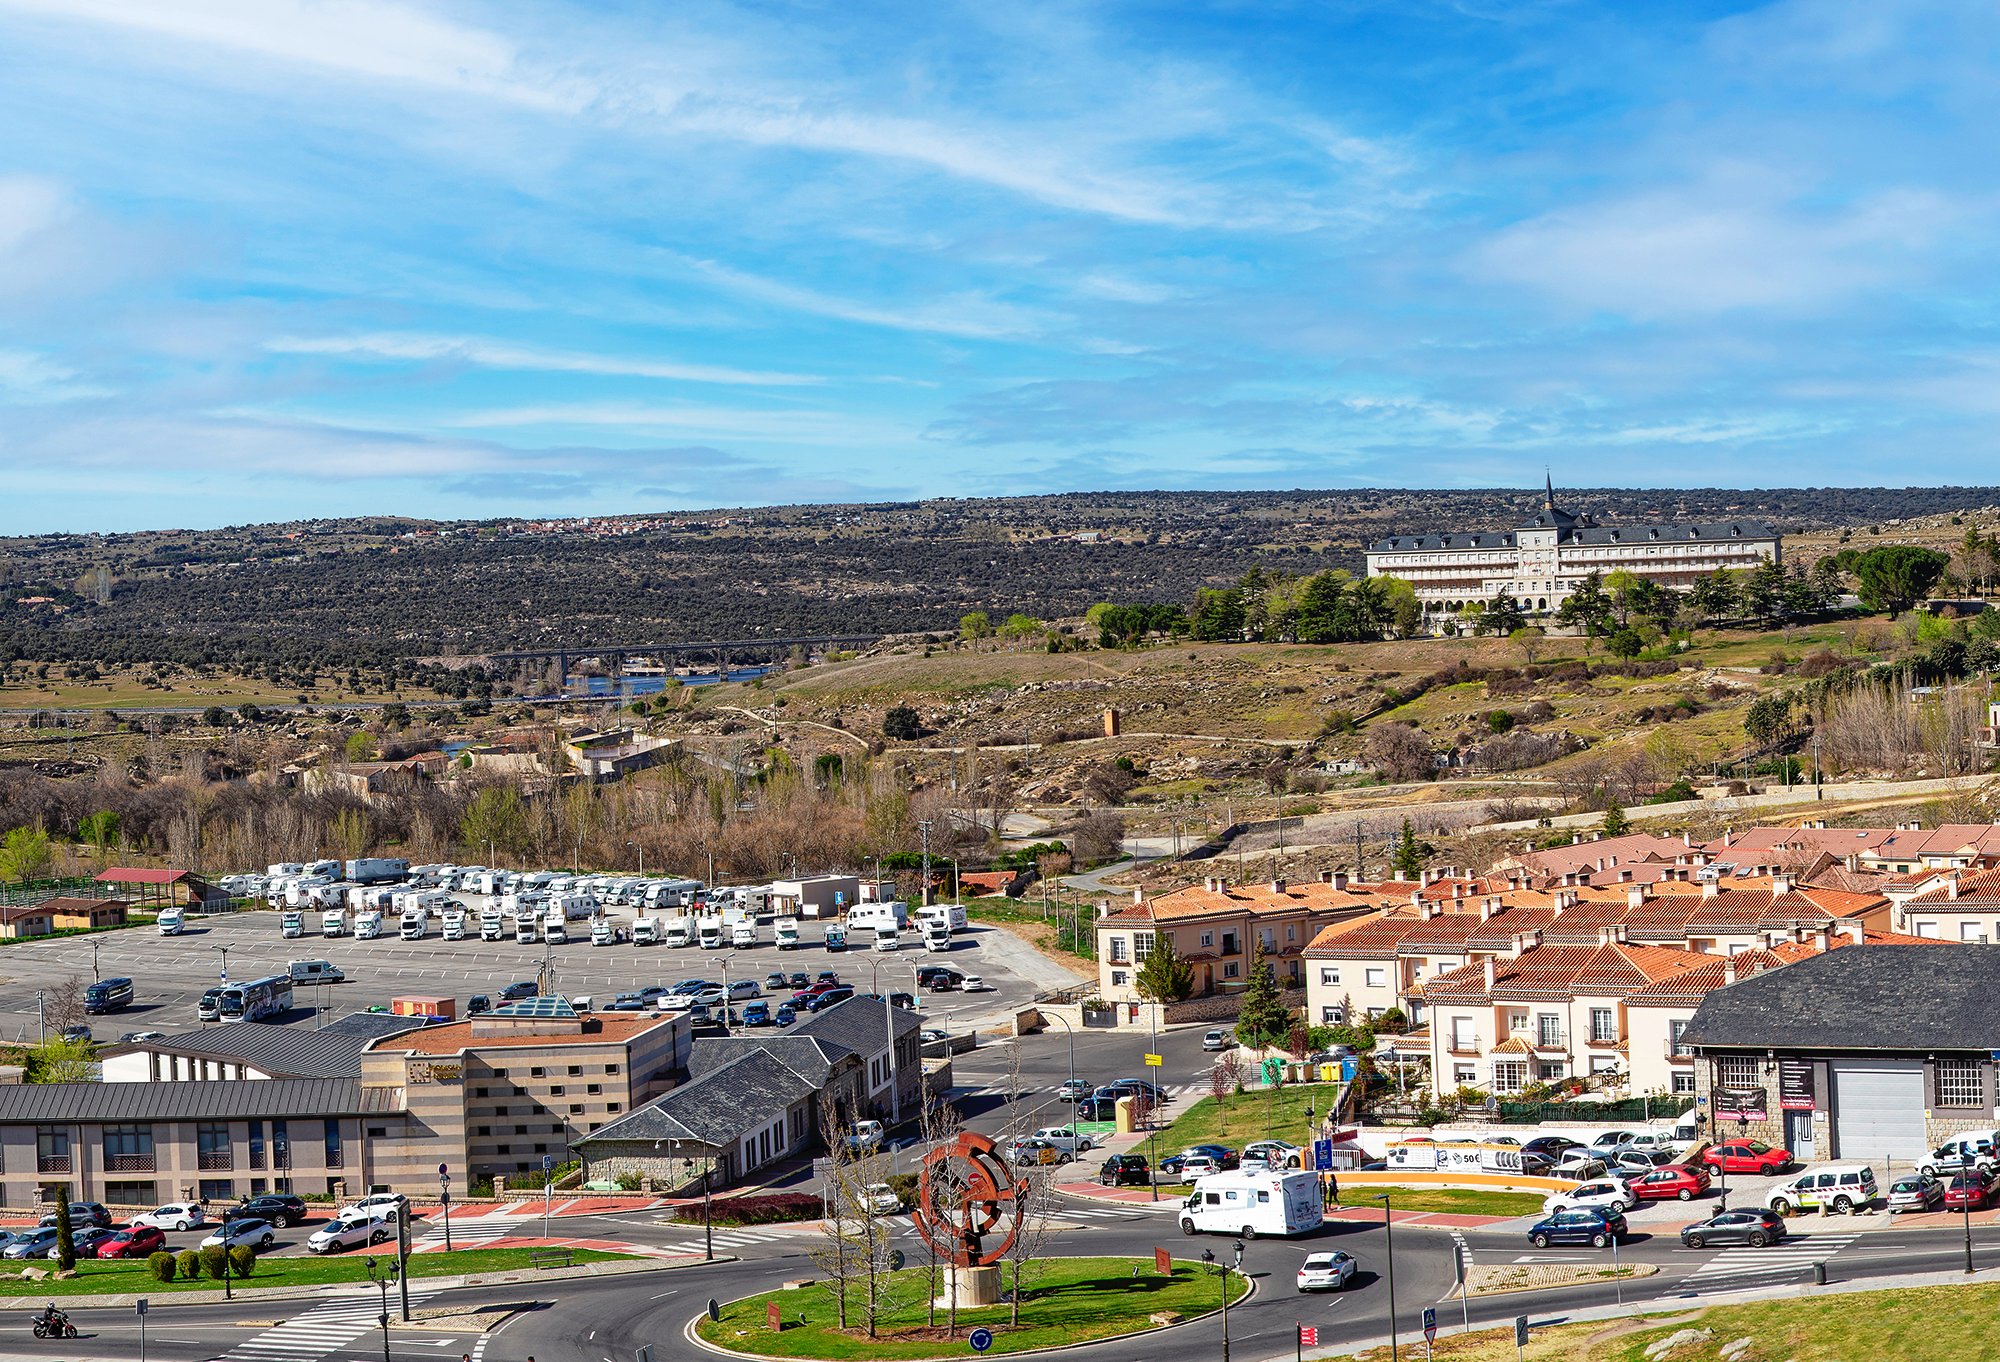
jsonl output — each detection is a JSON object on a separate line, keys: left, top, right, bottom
{"left": 367, "top": 1012, "right": 677, "bottom": 1055}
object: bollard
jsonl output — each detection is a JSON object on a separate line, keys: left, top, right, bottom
{"left": 1812, "top": 1261, "right": 1827, "bottom": 1285}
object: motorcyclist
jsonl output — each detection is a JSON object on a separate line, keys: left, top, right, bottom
{"left": 38, "top": 1302, "right": 66, "bottom": 1332}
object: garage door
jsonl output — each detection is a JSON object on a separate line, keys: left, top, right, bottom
{"left": 1830, "top": 1059, "right": 1926, "bottom": 1163}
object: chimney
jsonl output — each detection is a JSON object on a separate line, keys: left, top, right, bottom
{"left": 1598, "top": 926, "right": 1612, "bottom": 946}
{"left": 1483, "top": 958, "right": 1496, "bottom": 990}
{"left": 1331, "top": 872, "right": 1348, "bottom": 891}
{"left": 1723, "top": 956, "right": 1737, "bottom": 985}
{"left": 1627, "top": 884, "right": 1647, "bottom": 910}
{"left": 1772, "top": 874, "right": 1793, "bottom": 896}
{"left": 1848, "top": 923, "right": 1865, "bottom": 945}
{"left": 1480, "top": 898, "right": 1498, "bottom": 922}
{"left": 1133, "top": 887, "right": 1144, "bottom": 906}
{"left": 1563, "top": 888, "right": 1580, "bottom": 910}
{"left": 1424, "top": 900, "right": 1442, "bottom": 920}
{"left": 1817, "top": 927, "right": 1832, "bottom": 953}
{"left": 1614, "top": 923, "right": 1628, "bottom": 944}
{"left": 1552, "top": 896, "right": 1566, "bottom": 918}
{"left": 1394, "top": 869, "right": 1407, "bottom": 882}
{"left": 1683, "top": 831, "right": 1692, "bottom": 847}
{"left": 1702, "top": 880, "right": 1721, "bottom": 899}
{"left": 1846, "top": 853, "right": 1859, "bottom": 873}
{"left": 1949, "top": 873, "right": 1961, "bottom": 900}
{"left": 1572, "top": 833, "right": 1583, "bottom": 846}
{"left": 1596, "top": 857, "right": 1607, "bottom": 872}
{"left": 1723, "top": 829, "right": 1733, "bottom": 847}
{"left": 1271, "top": 877, "right": 1287, "bottom": 894}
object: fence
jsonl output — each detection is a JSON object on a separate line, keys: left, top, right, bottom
{"left": 1492, "top": 1096, "right": 1696, "bottom": 1126}
{"left": 0, "top": 876, "right": 103, "bottom": 907}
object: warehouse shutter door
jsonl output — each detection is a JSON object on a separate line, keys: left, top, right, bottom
{"left": 1829, "top": 1060, "right": 1926, "bottom": 1163}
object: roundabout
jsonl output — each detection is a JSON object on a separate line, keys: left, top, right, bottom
{"left": 686, "top": 1256, "right": 1253, "bottom": 1360}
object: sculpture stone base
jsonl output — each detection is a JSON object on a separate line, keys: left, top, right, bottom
{"left": 935, "top": 1266, "right": 1002, "bottom": 1308}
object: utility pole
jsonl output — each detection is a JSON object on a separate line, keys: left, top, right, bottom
{"left": 918, "top": 820, "right": 933, "bottom": 908}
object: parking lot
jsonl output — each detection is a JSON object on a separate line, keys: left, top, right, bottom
{"left": 0, "top": 902, "right": 1042, "bottom": 1042}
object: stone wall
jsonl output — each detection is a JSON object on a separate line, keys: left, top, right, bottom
{"left": 1034, "top": 989, "right": 1305, "bottom": 1032}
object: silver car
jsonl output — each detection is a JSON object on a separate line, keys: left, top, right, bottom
{"left": 2, "top": 1228, "right": 60, "bottom": 1260}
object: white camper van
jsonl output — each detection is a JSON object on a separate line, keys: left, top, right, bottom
{"left": 1178, "top": 1171, "right": 1324, "bottom": 1239}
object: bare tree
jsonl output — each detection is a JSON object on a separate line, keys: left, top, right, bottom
{"left": 1210, "top": 1054, "right": 1245, "bottom": 1137}
{"left": 807, "top": 1094, "right": 872, "bottom": 1330}
{"left": 915, "top": 1092, "right": 965, "bottom": 1328}
{"left": 1004, "top": 1158, "right": 1064, "bottom": 1326}
{"left": 42, "top": 975, "right": 87, "bottom": 1035}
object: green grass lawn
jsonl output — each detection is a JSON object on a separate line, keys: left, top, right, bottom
{"left": 1150, "top": 1085, "right": 1328, "bottom": 1153}
{"left": 1351, "top": 1187, "right": 1547, "bottom": 1217}
{"left": 696, "top": 1257, "right": 1248, "bottom": 1359}
{"left": 6, "top": 1246, "right": 629, "bottom": 1295}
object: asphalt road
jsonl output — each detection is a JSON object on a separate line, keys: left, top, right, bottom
{"left": 0, "top": 910, "right": 1046, "bottom": 1044}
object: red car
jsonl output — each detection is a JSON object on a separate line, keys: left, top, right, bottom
{"left": 96, "top": 1226, "right": 167, "bottom": 1259}
{"left": 1702, "top": 1141, "right": 1792, "bottom": 1176}
{"left": 1630, "top": 1165, "right": 1712, "bottom": 1202}
{"left": 1944, "top": 1174, "right": 1995, "bottom": 1210}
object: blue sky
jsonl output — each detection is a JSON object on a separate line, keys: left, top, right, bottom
{"left": 1, "top": 0, "right": 1996, "bottom": 531}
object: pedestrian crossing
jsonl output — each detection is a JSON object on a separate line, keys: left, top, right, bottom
{"left": 656, "top": 1224, "right": 819, "bottom": 1257}
{"left": 413, "top": 1209, "right": 536, "bottom": 1249}
{"left": 1662, "top": 1232, "right": 1860, "bottom": 1297}
{"left": 223, "top": 1289, "right": 442, "bottom": 1362}
{"left": 1060, "top": 1206, "right": 1153, "bottom": 1221}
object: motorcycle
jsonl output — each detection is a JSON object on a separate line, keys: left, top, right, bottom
{"left": 30, "top": 1313, "right": 76, "bottom": 1339}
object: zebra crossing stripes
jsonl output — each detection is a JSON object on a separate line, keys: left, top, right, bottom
{"left": 414, "top": 1210, "right": 535, "bottom": 1249}
{"left": 1061, "top": 1206, "right": 1149, "bottom": 1220}
{"left": 657, "top": 1225, "right": 817, "bottom": 1256}
{"left": 225, "top": 1290, "right": 441, "bottom": 1362}
{"left": 1663, "top": 1232, "right": 1860, "bottom": 1297}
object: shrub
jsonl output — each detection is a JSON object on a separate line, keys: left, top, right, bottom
{"left": 675, "top": 1192, "right": 824, "bottom": 1226}
{"left": 198, "top": 1245, "right": 227, "bottom": 1280}
{"left": 229, "top": 1246, "right": 257, "bottom": 1279}
{"left": 176, "top": 1248, "right": 201, "bottom": 1281}
{"left": 882, "top": 705, "right": 921, "bottom": 740}
{"left": 148, "top": 1251, "right": 175, "bottom": 1282}
{"left": 615, "top": 1171, "right": 643, "bottom": 1192}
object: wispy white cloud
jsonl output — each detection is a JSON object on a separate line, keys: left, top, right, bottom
{"left": 266, "top": 332, "right": 822, "bottom": 386}
{"left": 673, "top": 255, "right": 1056, "bottom": 339}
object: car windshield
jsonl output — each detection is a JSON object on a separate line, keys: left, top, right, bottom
{"left": 1744, "top": 1142, "right": 1773, "bottom": 1154}
{"left": 1892, "top": 1179, "right": 1925, "bottom": 1192}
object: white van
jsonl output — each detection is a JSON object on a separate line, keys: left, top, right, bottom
{"left": 1765, "top": 1163, "right": 1878, "bottom": 1215}
{"left": 1179, "top": 1171, "right": 1324, "bottom": 1239}
{"left": 287, "top": 960, "right": 346, "bottom": 985}
{"left": 157, "top": 909, "right": 185, "bottom": 936}
{"left": 354, "top": 910, "right": 383, "bottom": 940}
{"left": 1915, "top": 1130, "right": 2000, "bottom": 1178}
{"left": 775, "top": 918, "right": 801, "bottom": 950}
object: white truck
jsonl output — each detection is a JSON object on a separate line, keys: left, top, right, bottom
{"left": 664, "top": 918, "right": 693, "bottom": 949}
{"left": 542, "top": 912, "right": 568, "bottom": 944}
{"left": 774, "top": 918, "right": 801, "bottom": 950}
{"left": 923, "top": 920, "right": 951, "bottom": 952}
{"left": 281, "top": 910, "right": 304, "bottom": 939}
{"left": 697, "top": 916, "right": 724, "bottom": 950}
{"left": 1179, "top": 1171, "right": 1325, "bottom": 1239}
{"left": 345, "top": 857, "right": 410, "bottom": 884}
{"left": 632, "top": 916, "right": 663, "bottom": 946}
{"left": 591, "top": 919, "right": 615, "bottom": 946}
{"left": 731, "top": 921, "right": 757, "bottom": 949}
{"left": 479, "top": 908, "right": 505, "bottom": 942}
{"left": 355, "top": 910, "right": 384, "bottom": 940}
{"left": 873, "top": 923, "right": 901, "bottom": 951}
{"left": 321, "top": 908, "right": 348, "bottom": 938}
{"left": 399, "top": 909, "right": 427, "bottom": 941}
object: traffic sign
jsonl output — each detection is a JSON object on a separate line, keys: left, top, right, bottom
{"left": 1298, "top": 1325, "right": 1319, "bottom": 1346}
{"left": 135, "top": 1299, "right": 147, "bottom": 1316}
{"left": 708, "top": 1300, "right": 722, "bottom": 1323}
{"left": 1312, "top": 1139, "right": 1333, "bottom": 1171}
{"left": 889, "top": 1249, "right": 905, "bottom": 1271}
{"left": 1423, "top": 1307, "right": 1437, "bottom": 1344}
{"left": 1514, "top": 1316, "right": 1529, "bottom": 1346}
{"left": 969, "top": 1328, "right": 994, "bottom": 1353}
{"left": 1144, "top": 1053, "right": 1162, "bottom": 1066}
{"left": 637, "top": 1347, "right": 654, "bottom": 1362}
{"left": 542, "top": 1154, "right": 555, "bottom": 1171}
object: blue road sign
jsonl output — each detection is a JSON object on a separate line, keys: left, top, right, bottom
{"left": 542, "top": 1154, "right": 554, "bottom": 1171}
{"left": 1423, "top": 1307, "right": 1436, "bottom": 1343}
{"left": 969, "top": 1328, "right": 994, "bottom": 1353}
{"left": 1313, "top": 1139, "right": 1333, "bottom": 1171}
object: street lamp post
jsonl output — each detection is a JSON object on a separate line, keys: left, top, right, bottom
{"left": 868, "top": 958, "right": 903, "bottom": 1127}
{"left": 366, "top": 1256, "right": 397, "bottom": 1362}
{"left": 438, "top": 1163, "right": 452, "bottom": 1254}
{"left": 713, "top": 957, "right": 730, "bottom": 1035}
{"left": 627, "top": 841, "right": 642, "bottom": 876}
{"left": 210, "top": 944, "right": 232, "bottom": 987}
{"left": 90, "top": 941, "right": 101, "bottom": 981}
{"left": 219, "top": 1205, "right": 234, "bottom": 1300}
{"left": 1374, "top": 1192, "right": 1398, "bottom": 1362}
{"left": 918, "top": 820, "right": 933, "bottom": 907}
{"left": 1042, "top": 1012, "right": 1077, "bottom": 1100}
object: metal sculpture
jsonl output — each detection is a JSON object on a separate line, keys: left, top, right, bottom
{"left": 910, "top": 1132, "right": 1024, "bottom": 1267}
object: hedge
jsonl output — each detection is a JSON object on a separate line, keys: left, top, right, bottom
{"left": 674, "top": 1192, "right": 823, "bottom": 1226}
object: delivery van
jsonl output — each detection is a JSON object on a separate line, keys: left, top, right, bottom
{"left": 1179, "top": 1171, "right": 1324, "bottom": 1239}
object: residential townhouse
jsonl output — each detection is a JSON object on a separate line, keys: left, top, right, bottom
{"left": 1091, "top": 876, "right": 1384, "bottom": 1005}
{"left": 1884, "top": 866, "right": 2000, "bottom": 941}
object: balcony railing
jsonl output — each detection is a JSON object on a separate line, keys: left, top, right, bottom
{"left": 104, "top": 1154, "right": 155, "bottom": 1173}
{"left": 35, "top": 1155, "right": 69, "bottom": 1174}
{"left": 197, "top": 1151, "right": 233, "bottom": 1171}
{"left": 1445, "top": 1036, "right": 1482, "bottom": 1055}
{"left": 250, "top": 1150, "right": 266, "bottom": 1169}
{"left": 324, "top": 1150, "right": 343, "bottom": 1169}
{"left": 1666, "top": 1043, "right": 1696, "bottom": 1061}
{"left": 1534, "top": 1032, "right": 1565, "bottom": 1051}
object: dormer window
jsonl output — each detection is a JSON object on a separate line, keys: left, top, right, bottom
{"left": 1609, "top": 530, "right": 1620, "bottom": 541}
{"left": 1648, "top": 529, "right": 1658, "bottom": 540}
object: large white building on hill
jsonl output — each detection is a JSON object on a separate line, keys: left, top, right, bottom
{"left": 1363, "top": 479, "right": 1781, "bottom": 624}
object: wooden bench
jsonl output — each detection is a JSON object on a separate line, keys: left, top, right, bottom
{"left": 528, "top": 1249, "right": 574, "bottom": 1270}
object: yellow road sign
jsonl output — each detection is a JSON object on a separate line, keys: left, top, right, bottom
{"left": 1144, "top": 1053, "right": 1163, "bottom": 1066}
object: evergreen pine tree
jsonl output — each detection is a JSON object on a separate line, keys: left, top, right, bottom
{"left": 53, "top": 1183, "right": 75, "bottom": 1271}
{"left": 1601, "top": 802, "right": 1630, "bottom": 836}
{"left": 1232, "top": 942, "right": 1294, "bottom": 1048}
{"left": 1135, "top": 932, "right": 1196, "bottom": 1003}
{"left": 1392, "top": 818, "right": 1425, "bottom": 879}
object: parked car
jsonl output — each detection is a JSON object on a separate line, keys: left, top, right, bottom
{"left": 57, "top": 1024, "right": 91, "bottom": 1044}
{"left": 1765, "top": 1164, "right": 1878, "bottom": 1215}
{"left": 201, "top": 1218, "right": 277, "bottom": 1250}
{"left": 1241, "top": 1139, "right": 1299, "bottom": 1167}
{"left": 774, "top": 1004, "right": 796, "bottom": 1026}
{"left": 637, "top": 986, "right": 674, "bottom": 1004}
{"left": 1296, "top": 1250, "right": 1358, "bottom": 1291}
{"left": 1011, "top": 1139, "right": 1069, "bottom": 1167}
{"left": 918, "top": 1028, "right": 949, "bottom": 1044}
{"left": 1523, "top": 1135, "right": 1586, "bottom": 1160}
{"left": 816, "top": 971, "right": 840, "bottom": 985}
{"left": 70, "top": 1227, "right": 118, "bottom": 1259}
{"left": 1160, "top": 1144, "right": 1239, "bottom": 1178}
{"left": 118, "top": 1031, "right": 169, "bottom": 1043}
{"left": 341, "top": 1192, "right": 407, "bottom": 1221}
{"left": 0, "top": 1228, "right": 60, "bottom": 1260}
{"left": 692, "top": 988, "right": 727, "bottom": 1008}
{"left": 466, "top": 994, "right": 492, "bottom": 1016}
{"left": 726, "top": 980, "right": 762, "bottom": 1000}
{"left": 1586, "top": 1130, "right": 1639, "bottom": 1151}
{"left": 1630, "top": 1166, "right": 1711, "bottom": 1202}
{"left": 1542, "top": 1178, "right": 1638, "bottom": 1216}
{"left": 788, "top": 972, "right": 810, "bottom": 990}
{"left": 604, "top": 994, "right": 644, "bottom": 1012}
{"left": 1703, "top": 1141, "right": 1793, "bottom": 1176}
{"left": 863, "top": 1182, "right": 901, "bottom": 1214}
{"left": 41, "top": 1202, "right": 111, "bottom": 1230}
{"left": 1029, "top": 1126, "right": 1094, "bottom": 1154}
{"left": 307, "top": 1214, "right": 391, "bottom": 1254}
{"left": 765, "top": 972, "right": 790, "bottom": 991}
{"left": 1202, "top": 1030, "right": 1233, "bottom": 1051}
{"left": 1944, "top": 1173, "right": 1995, "bottom": 1211}
{"left": 1526, "top": 1207, "right": 1628, "bottom": 1248}
{"left": 1175, "top": 1155, "right": 1225, "bottom": 1180}
{"left": 741, "top": 1001, "right": 772, "bottom": 1026}
{"left": 1057, "top": 1079, "right": 1095, "bottom": 1102}
{"left": 960, "top": 976, "right": 992, "bottom": 992}
{"left": 1606, "top": 1149, "right": 1676, "bottom": 1174}
{"left": 233, "top": 1194, "right": 309, "bottom": 1227}
{"left": 131, "top": 1202, "right": 207, "bottom": 1232}
{"left": 807, "top": 987, "right": 855, "bottom": 1011}
{"left": 499, "top": 981, "right": 538, "bottom": 1000}
{"left": 95, "top": 1226, "right": 168, "bottom": 1259}
{"left": 1680, "top": 1209, "right": 1787, "bottom": 1249}
{"left": 1887, "top": 1174, "right": 1947, "bottom": 1214}
{"left": 1099, "top": 1154, "right": 1150, "bottom": 1187}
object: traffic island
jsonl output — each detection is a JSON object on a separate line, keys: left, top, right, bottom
{"left": 690, "top": 1256, "right": 1250, "bottom": 1359}
{"left": 1460, "top": 1262, "right": 1658, "bottom": 1296}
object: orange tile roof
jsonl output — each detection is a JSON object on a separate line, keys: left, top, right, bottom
{"left": 1904, "top": 866, "right": 2000, "bottom": 908}
{"left": 1418, "top": 941, "right": 1711, "bottom": 1003}
{"left": 369, "top": 1014, "right": 675, "bottom": 1055}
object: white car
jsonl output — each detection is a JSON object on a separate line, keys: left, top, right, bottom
{"left": 339, "top": 1192, "right": 407, "bottom": 1221}
{"left": 306, "top": 1215, "right": 390, "bottom": 1254}
{"left": 960, "top": 976, "right": 992, "bottom": 992}
{"left": 1030, "top": 1126, "right": 1095, "bottom": 1154}
{"left": 1297, "top": 1251, "right": 1358, "bottom": 1292}
{"left": 200, "top": 1218, "right": 276, "bottom": 1250}
{"left": 1542, "top": 1178, "right": 1637, "bottom": 1216}
{"left": 863, "top": 1182, "right": 901, "bottom": 1215}
{"left": 130, "top": 1202, "right": 207, "bottom": 1232}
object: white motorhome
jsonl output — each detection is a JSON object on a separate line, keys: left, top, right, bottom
{"left": 1179, "top": 1171, "right": 1325, "bottom": 1239}
{"left": 479, "top": 908, "right": 504, "bottom": 942}
{"left": 345, "top": 857, "right": 410, "bottom": 884}
{"left": 399, "top": 910, "right": 427, "bottom": 941}
{"left": 515, "top": 918, "right": 539, "bottom": 944}
{"left": 550, "top": 894, "right": 598, "bottom": 921}
{"left": 157, "top": 908, "right": 185, "bottom": 936}
{"left": 646, "top": 879, "right": 704, "bottom": 909}
{"left": 731, "top": 921, "right": 757, "bottom": 949}
{"left": 354, "top": 910, "right": 384, "bottom": 940}
{"left": 663, "top": 919, "right": 692, "bottom": 949}
{"left": 923, "top": 920, "right": 951, "bottom": 952}
{"left": 304, "top": 859, "right": 342, "bottom": 880}
{"left": 916, "top": 904, "right": 969, "bottom": 933}
{"left": 543, "top": 913, "right": 568, "bottom": 945}
{"left": 443, "top": 914, "right": 466, "bottom": 941}
{"left": 697, "top": 917, "right": 723, "bottom": 950}
{"left": 631, "top": 916, "right": 662, "bottom": 946}
{"left": 349, "top": 885, "right": 395, "bottom": 911}
{"left": 774, "top": 918, "right": 801, "bottom": 950}
{"left": 591, "top": 919, "right": 614, "bottom": 946}
{"left": 849, "top": 901, "right": 909, "bottom": 929}
{"left": 873, "top": 924, "right": 901, "bottom": 952}
{"left": 268, "top": 862, "right": 305, "bottom": 878}
{"left": 321, "top": 908, "right": 347, "bottom": 938}
{"left": 281, "top": 910, "right": 304, "bottom": 939}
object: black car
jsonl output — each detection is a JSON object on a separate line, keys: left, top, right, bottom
{"left": 499, "top": 981, "right": 539, "bottom": 1001}
{"left": 231, "top": 1194, "right": 308, "bottom": 1227}
{"left": 889, "top": 992, "right": 916, "bottom": 1010}
{"left": 466, "top": 995, "right": 492, "bottom": 1016}
{"left": 808, "top": 987, "right": 855, "bottom": 1011}
{"left": 1526, "top": 1207, "right": 1629, "bottom": 1248}
{"left": 916, "top": 966, "right": 963, "bottom": 989}
{"left": 71, "top": 1227, "right": 118, "bottom": 1259}
{"left": 816, "top": 971, "right": 840, "bottom": 985}
{"left": 1099, "top": 1154, "right": 1151, "bottom": 1187}
{"left": 788, "top": 972, "right": 809, "bottom": 990}
{"left": 1522, "top": 1135, "right": 1586, "bottom": 1160}
{"left": 1680, "top": 1209, "right": 1787, "bottom": 1250}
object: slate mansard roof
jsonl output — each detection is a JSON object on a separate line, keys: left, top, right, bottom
{"left": 1371, "top": 522, "right": 1779, "bottom": 553}
{"left": 1680, "top": 944, "right": 2000, "bottom": 1053}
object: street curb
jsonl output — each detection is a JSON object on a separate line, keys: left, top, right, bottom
{"left": 681, "top": 1260, "right": 1257, "bottom": 1362}
{"left": 1291, "top": 1261, "right": 2000, "bottom": 1361}
{"left": 27, "top": 1252, "right": 738, "bottom": 1310}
